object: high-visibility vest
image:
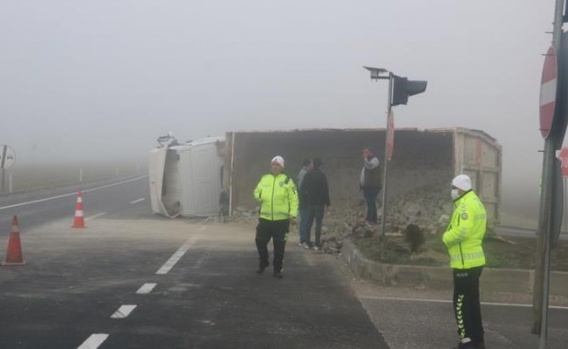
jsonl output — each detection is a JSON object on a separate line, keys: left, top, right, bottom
{"left": 253, "top": 173, "right": 299, "bottom": 221}
{"left": 443, "top": 191, "right": 487, "bottom": 269}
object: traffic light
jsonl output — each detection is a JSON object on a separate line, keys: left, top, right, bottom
{"left": 391, "top": 75, "right": 427, "bottom": 106}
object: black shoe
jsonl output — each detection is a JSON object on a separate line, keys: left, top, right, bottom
{"left": 256, "top": 262, "right": 269, "bottom": 274}
{"left": 474, "top": 342, "right": 485, "bottom": 349}
{"left": 273, "top": 270, "right": 283, "bottom": 278}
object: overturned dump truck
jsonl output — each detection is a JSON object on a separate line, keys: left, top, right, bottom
{"left": 149, "top": 136, "right": 225, "bottom": 218}
{"left": 224, "top": 128, "right": 502, "bottom": 227}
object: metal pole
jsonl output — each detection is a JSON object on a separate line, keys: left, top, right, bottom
{"left": 560, "top": 177, "right": 568, "bottom": 233}
{"left": 228, "top": 132, "right": 236, "bottom": 217}
{"left": 380, "top": 73, "right": 393, "bottom": 237}
{"left": 535, "top": 1, "right": 565, "bottom": 347}
{"left": 554, "top": 0, "right": 565, "bottom": 50}
{"left": 536, "top": 148, "right": 552, "bottom": 345}
{"left": 0, "top": 145, "right": 5, "bottom": 192}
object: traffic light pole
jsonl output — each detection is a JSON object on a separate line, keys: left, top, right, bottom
{"left": 363, "top": 66, "right": 426, "bottom": 238}
{"left": 380, "top": 73, "right": 393, "bottom": 237}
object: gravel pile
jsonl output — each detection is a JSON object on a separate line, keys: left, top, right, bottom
{"left": 229, "top": 180, "right": 456, "bottom": 256}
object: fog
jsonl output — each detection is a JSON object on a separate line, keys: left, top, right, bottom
{"left": 0, "top": 1, "right": 559, "bottom": 224}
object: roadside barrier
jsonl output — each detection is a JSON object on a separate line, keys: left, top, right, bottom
{"left": 72, "top": 190, "right": 86, "bottom": 228}
{"left": 2, "top": 215, "right": 26, "bottom": 266}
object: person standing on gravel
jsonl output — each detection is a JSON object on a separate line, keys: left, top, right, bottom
{"left": 360, "top": 148, "right": 381, "bottom": 224}
{"left": 253, "top": 156, "right": 299, "bottom": 278}
{"left": 443, "top": 174, "right": 487, "bottom": 349}
{"left": 299, "top": 157, "right": 330, "bottom": 250}
{"left": 297, "top": 158, "right": 312, "bottom": 248}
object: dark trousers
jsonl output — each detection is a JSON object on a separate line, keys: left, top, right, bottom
{"left": 255, "top": 219, "right": 289, "bottom": 272}
{"left": 363, "top": 187, "right": 379, "bottom": 224}
{"left": 306, "top": 205, "right": 324, "bottom": 246}
{"left": 298, "top": 208, "right": 309, "bottom": 243}
{"left": 453, "top": 267, "right": 484, "bottom": 344}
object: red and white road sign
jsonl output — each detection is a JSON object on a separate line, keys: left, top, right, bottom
{"left": 386, "top": 111, "right": 394, "bottom": 161}
{"left": 559, "top": 148, "right": 568, "bottom": 178}
{"left": 540, "top": 46, "right": 558, "bottom": 139}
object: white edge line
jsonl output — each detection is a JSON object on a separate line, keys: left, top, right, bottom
{"left": 0, "top": 175, "right": 148, "bottom": 211}
{"left": 77, "top": 333, "right": 109, "bottom": 349}
{"left": 130, "top": 197, "right": 145, "bottom": 204}
{"left": 85, "top": 212, "right": 106, "bottom": 221}
{"left": 110, "top": 304, "right": 137, "bottom": 319}
{"left": 136, "top": 283, "right": 157, "bottom": 294}
{"left": 360, "top": 295, "right": 568, "bottom": 310}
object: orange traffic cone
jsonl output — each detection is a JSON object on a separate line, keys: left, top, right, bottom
{"left": 2, "top": 215, "right": 26, "bottom": 266}
{"left": 72, "top": 190, "right": 86, "bottom": 228}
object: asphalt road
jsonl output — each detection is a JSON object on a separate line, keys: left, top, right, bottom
{"left": 0, "top": 177, "right": 387, "bottom": 349}
{"left": 0, "top": 177, "right": 566, "bottom": 349}
{"left": 0, "top": 175, "right": 149, "bottom": 236}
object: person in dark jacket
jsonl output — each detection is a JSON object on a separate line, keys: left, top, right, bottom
{"left": 297, "top": 158, "right": 312, "bottom": 248}
{"left": 300, "top": 157, "right": 330, "bottom": 250}
{"left": 359, "top": 148, "right": 381, "bottom": 224}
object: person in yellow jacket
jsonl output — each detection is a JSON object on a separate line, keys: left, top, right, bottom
{"left": 443, "top": 174, "right": 487, "bottom": 349}
{"left": 253, "top": 155, "right": 299, "bottom": 278}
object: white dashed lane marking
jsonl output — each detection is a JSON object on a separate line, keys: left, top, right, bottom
{"left": 78, "top": 225, "right": 201, "bottom": 347}
{"left": 130, "top": 198, "right": 145, "bottom": 204}
{"left": 77, "top": 334, "right": 109, "bottom": 349}
{"left": 110, "top": 305, "right": 137, "bottom": 319}
{"left": 156, "top": 234, "right": 200, "bottom": 275}
{"left": 136, "top": 283, "right": 157, "bottom": 294}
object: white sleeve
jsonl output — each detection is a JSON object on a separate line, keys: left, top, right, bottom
{"left": 364, "top": 157, "right": 379, "bottom": 170}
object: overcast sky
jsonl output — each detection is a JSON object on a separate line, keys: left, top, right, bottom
{"left": 0, "top": 1, "right": 558, "bottom": 208}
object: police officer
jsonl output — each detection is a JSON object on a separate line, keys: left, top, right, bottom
{"left": 443, "top": 174, "right": 487, "bottom": 349}
{"left": 253, "top": 155, "right": 299, "bottom": 278}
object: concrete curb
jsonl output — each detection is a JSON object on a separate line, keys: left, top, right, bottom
{"left": 339, "top": 239, "right": 568, "bottom": 298}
